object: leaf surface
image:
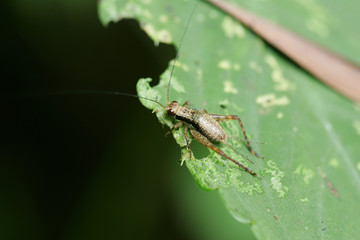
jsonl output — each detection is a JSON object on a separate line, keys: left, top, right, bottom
{"left": 99, "top": 0, "right": 360, "bottom": 239}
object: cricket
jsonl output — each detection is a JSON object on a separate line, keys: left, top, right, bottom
{"left": 111, "top": 1, "right": 263, "bottom": 178}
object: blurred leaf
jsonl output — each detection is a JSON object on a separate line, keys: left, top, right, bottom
{"left": 99, "top": 0, "right": 360, "bottom": 239}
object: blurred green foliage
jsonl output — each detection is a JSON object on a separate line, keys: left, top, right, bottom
{"left": 99, "top": 0, "right": 360, "bottom": 239}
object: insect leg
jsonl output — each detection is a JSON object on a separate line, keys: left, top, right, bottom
{"left": 165, "top": 121, "right": 183, "bottom": 137}
{"left": 220, "top": 140, "right": 254, "bottom": 164}
{"left": 167, "top": 120, "right": 193, "bottom": 162}
{"left": 182, "top": 100, "right": 190, "bottom": 107}
{"left": 183, "top": 124, "right": 193, "bottom": 162}
{"left": 209, "top": 114, "right": 263, "bottom": 158}
{"left": 189, "top": 129, "right": 259, "bottom": 178}
{"left": 172, "top": 121, "right": 183, "bottom": 130}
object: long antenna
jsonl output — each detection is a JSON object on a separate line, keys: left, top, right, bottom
{"left": 12, "top": 90, "right": 166, "bottom": 109}
{"left": 167, "top": 1, "right": 199, "bottom": 104}
{"left": 94, "top": 91, "right": 167, "bottom": 109}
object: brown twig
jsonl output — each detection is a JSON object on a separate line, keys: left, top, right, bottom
{"left": 204, "top": 0, "right": 360, "bottom": 102}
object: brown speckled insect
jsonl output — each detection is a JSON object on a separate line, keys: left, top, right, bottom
{"left": 166, "top": 100, "right": 262, "bottom": 177}
{"left": 117, "top": 3, "right": 263, "bottom": 177}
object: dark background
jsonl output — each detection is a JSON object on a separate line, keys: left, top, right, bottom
{"left": 0, "top": 0, "right": 255, "bottom": 239}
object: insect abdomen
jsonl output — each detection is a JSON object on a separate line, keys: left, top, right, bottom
{"left": 194, "top": 112, "right": 226, "bottom": 142}
{"left": 173, "top": 105, "right": 226, "bottom": 142}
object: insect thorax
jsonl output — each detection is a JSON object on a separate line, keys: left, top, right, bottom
{"left": 173, "top": 105, "right": 196, "bottom": 124}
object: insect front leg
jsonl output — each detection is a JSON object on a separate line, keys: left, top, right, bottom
{"left": 167, "top": 120, "right": 193, "bottom": 163}
{"left": 189, "top": 129, "right": 259, "bottom": 177}
{"left": 165, "top": 121, "right": 183, "bottom": 137}
{"left": 209, "top": 114, "right": 263, "bottom": 158}
{"left": 183, "top": 124, "right": 193, "bottom": 162}
{"left": 172, "top": 121, "right": 183, "bottom": 130}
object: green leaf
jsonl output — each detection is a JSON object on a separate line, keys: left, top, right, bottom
{"left": 99, "top": 0, "right": 360, "bottom": 239}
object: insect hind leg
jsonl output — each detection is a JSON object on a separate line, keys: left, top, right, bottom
{"left": 221, "top": 140, "right": 254, "bottom": 164}
{"left": 209, "top": 114, "right": 263, "bottom": 158}
{"left": 189, "top": 129, "right": 259, "bottom": 178}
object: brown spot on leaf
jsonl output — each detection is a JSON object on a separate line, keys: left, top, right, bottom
{"left": 327, "top": 181, "right": 339, "bottom": 198}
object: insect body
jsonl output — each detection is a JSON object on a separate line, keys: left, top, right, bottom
{"left": 162, "top": 99, "right": 262, "bottom": 177}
